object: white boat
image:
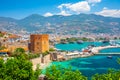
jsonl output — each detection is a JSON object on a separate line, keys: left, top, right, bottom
{"left": 107, "top": 56, "right": 112, "bottom": 59}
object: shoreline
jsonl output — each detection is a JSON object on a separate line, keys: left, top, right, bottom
{"left": 65, "top": 45, "right": 120, "bottom": 60}
{"left": 31, "top": 45, "right": 120, "bottom": 70}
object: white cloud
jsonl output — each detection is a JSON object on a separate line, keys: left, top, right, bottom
{"left": 57, "top": 10, "right": 71, "bottom": 16}
{"left": 103, "top": 7, "right": 108, "bottom": 10}
{"left": 44, "top": 12, "right": 53, "bottom": 17}
{"left": 43, "top": 0, "right": 102, "bottom": 16}
{"left": 69, "top": 1, "right": 90, "bottom": 13}
{"left": 95, "top": 8, "right": 120, "bottom": 18}
{"left": 58, "top": 1, "right": 90, "bottom": 14}
{"left": 87, "top": 0, "right": 101, "bottom": 3}
{"left": 86, "top": 0, "right": 101, "bottom": 6}
{"left": 58, "top": 4, "right": 71, "bottom": 10}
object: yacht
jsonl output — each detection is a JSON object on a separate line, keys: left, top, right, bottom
{"left": 77, "top": 40, "right": 83, "bottom": 44}
{"left": 102, "top": 40, "right": 109, "bottom": 43}
{"left": 107, "top": 56, "right": 112, "bottom": 59}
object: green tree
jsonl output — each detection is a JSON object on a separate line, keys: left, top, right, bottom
{"left": 49, "top": 48, "right": 56, "bottom": 52}
{"left": 0, "top": 33, "right": 4, "bottom": 37}
{"left": 42, "top": 51, "right": 49, "bottom": 57}
{"left": 80, "top": 37, "right": 89, "bottom": 41}
{"left": 12, "top": 48, "right": 26, "bottom": 57}
{"left": 0, "top": 54, "right": 41, "bottom": 80}
{"left": 45, "top": 65, "right": 87, "bottom": 80}
{"left": 67, "top": 38, "right": 78, "bottom": 43}
{"left": 14, "top": 48, "right": 25, "bottom": 53}
{"left": 28, "top": 53, "right": 40, "bottom": 59}
{"left": 0, "top": 46, "right": 6, "bottom": 50}
{"left": 117, "top": 58, "right": 120, "bottom": 64}
{"left": 92, "top": 69, "right": 120, "bottom": 80}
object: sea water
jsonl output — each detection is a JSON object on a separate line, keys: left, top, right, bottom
{"left": 52, "top": 55, "right": 120, "bottom": 78}
{"left": 53, "top": 42, "right": 120, "bottom": 78}
{"left": 55, "top": 42, "right": 109, "bottom": 51}
{"left": 100, "top": 47, "right": 120, "bottom": 53}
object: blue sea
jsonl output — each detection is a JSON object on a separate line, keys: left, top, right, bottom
{"left": 55, "top": 42, "right": 109, "bottom": 51}
{"left": 100, "top": 47, "right": 120, "bottom": 53}
{"left": 52, "top": 55, "right": 120, "bottom": 78}
{"left": 52, "top": 42, "right": 120, "bottom": 78}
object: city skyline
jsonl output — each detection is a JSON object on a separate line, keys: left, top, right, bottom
{"left": 0, "top": 0, "right": 120, "bottom": 19}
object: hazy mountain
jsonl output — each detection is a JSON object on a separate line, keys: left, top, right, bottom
{"left": 0, "top": 14, "right": 120, "bottom": 34}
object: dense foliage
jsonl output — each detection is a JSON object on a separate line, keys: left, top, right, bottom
{"left": 42, "top": 51, "right": 49, "bottom": 57}
{"left": 0, "top": 46, "right": 6, "bottom": 50}
{"left": 66, "top": 38, "right": 78, "bottom": 42}
{"left": 0, "top": 47, "right": 120, "bottom": 80}
{"left": 49, "top": 48, "right": 56, "bottom": 52}
{"left": 0, "top": 32, "right": 4, "bottom": 37}
{"left": 28, "top": 53, "right": 40, "bottom": 59}
{"left": 45, "top": 65, "right": 87, "bottom": 80}
{"left": 12, "top": 48, "right": 25, "bottom": 56}
{"left": 0, "top": 54, "right": 41, "bottom": 80}
{"left": 92, "top": 69, "right": 120, "bottom": 80}
{"left": 12, "top": 48, "right": 41, "bottom": 59}
{"left": 117, "top": 58, "right": 120, "bottom": 64}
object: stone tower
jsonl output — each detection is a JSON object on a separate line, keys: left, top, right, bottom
{"left": 30, "top": 34, "right": 49, "bottom": 53}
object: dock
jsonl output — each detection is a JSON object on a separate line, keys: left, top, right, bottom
{"left": 96, "top": 53, "right": 120, "bottom": 56}
{"left": 91, "top": 45, "right": 120, "bottom": 54}
{"left": 64, "top": 45, "right": 120, "bottom": 60}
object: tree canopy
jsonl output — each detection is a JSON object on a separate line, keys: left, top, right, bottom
{"left": 45, "top": 65, "right": 87, "bottom": 80}
{"left": 92, "top": 69, "right": 120, "bottom": 80}
{"left": 0, "top": 54, "right": 41, "bottom": 80}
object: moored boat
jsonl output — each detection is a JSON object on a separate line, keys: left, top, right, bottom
{"left": 69, "top": 41, "right": 75, "bottom": 44}
{"left": 102, "top": 40, "right": 109, "bottom": 43}
{"left": 107, "top": 56, "right": 112, "bottom": 59}
{"left": 77, "top": 40, "right": 83, "bottom": 44}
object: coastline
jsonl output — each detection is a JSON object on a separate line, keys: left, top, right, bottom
{"left": 61, "top": 45, "right": 120, "bottom": 60}
{"left": 31, "top": 45, "right": 120, "bottom": 70}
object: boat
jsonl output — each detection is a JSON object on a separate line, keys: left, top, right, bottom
{"left": 88, "top": 45, "right": 95, "bottom": 48}
{"left": 69, "top": 41, "right": 75, "bottom": 44}
{"left": 102, "top": 40, "right": 109, "bottom": 43}
{"left": 107, "top": 56, "right": 112, "bottom": 59}
{"left": 77, "top": 40, "right": 83, "bottom": 44}
{"left": 60, "top": 41, "right": 67, "bottom": 44}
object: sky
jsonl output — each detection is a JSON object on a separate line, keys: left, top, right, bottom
{"left": 0, "top": 0, "right": 120, "bottom": 19}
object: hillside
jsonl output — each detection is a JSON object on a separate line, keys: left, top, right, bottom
{"left": 0, "top": 14, "right": 120, "bottom": 34}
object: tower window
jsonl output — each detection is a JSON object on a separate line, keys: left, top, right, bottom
{"left": 36, "top": 42, "right": 39, "bottom": 45}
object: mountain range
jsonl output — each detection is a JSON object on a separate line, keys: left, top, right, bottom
{"left": 0, "top": 14, "right": 120, "bottom": 35}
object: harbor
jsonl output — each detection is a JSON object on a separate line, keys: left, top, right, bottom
{"left": 31, "top": 44, "right": 120, "bottom": 70}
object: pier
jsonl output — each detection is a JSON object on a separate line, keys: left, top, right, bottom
{"left": 64, "top": 45, "right": 120, "bottom": 60}
{"left": 96, "top": 53, "right": 120, "bottom": 56}
{"left": 91, "top": 45, "right": 120, "bottom": 54}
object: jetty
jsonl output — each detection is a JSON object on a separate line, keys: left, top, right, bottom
{"left": 91, "top": 45, "right": 120, "bottom": 54}
{"left": 64, "top": 45, "right": 120, "bottom": 60}
{"left": 96, "top": 53, "right": 120, "bottom": 56}
{"left": 64, "top": 51, "right": 94, "bottom": 60}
